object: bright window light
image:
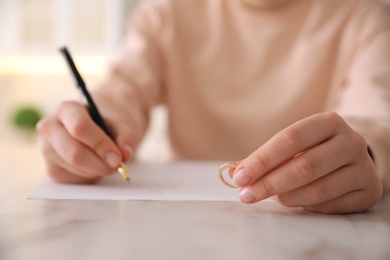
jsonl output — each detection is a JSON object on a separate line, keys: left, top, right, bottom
{"left": 0, "top": 54, "right": 109, "bottom": 76}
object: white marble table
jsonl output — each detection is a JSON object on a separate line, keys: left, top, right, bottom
{"left": 1, "top": 142, "right": 390, "bottom": 260}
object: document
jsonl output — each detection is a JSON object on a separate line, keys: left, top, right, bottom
{"left": 29, "top": 162, "right": 242, "bottom": 201}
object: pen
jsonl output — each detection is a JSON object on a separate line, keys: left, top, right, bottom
{"left": 59, "top": 46, "right": 130, "bottom": 182}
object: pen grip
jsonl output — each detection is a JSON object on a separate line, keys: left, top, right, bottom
{"left": 82, "top": 90, "right": 114, "bottom": 140}
{"left": 75, "top": 83, "right": 114, "bottom": 140}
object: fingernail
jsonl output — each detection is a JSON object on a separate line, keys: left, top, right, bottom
{"left": 233, "top": 168, "right": 252, "bottom": 186}
{"left": 106, "top": 152, "right": 120, "bottom": 168}
{"left": 239, "top": 187, "right": 255, "bottom": 203}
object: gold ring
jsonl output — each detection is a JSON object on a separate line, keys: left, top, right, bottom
{"left": 218, "top": 161, "right": 239, "bottom": 188}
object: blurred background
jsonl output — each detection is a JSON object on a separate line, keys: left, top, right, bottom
{"left": 0, "top": 0, "right": 171, "bottom": 162}
{"left": 0, "top": 0, "right": 140, "bottom": 140}
{"left": 0, "top": 0, "right": 389, "bottom": 161}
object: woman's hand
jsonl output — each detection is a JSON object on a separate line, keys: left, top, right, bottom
{"left": 233, "top": 112, "right": 383, "bottom": 214}
{"left": 37, "top": 101, "right": 135, "bottom": 184}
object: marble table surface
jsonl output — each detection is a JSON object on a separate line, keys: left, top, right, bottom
{"left": 1, "top": 142, "right": 390, "bottom": 260}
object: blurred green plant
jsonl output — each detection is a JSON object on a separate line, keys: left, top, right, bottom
{"left": 12, "top": 106, "right": 43, "bottom": 132}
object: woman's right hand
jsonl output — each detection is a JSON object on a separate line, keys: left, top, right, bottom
{"left": 37, "top": 101, "right": 134, "bottom": 184}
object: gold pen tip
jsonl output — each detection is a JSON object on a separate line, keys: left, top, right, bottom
{"left": 118, "top": 162, "right": 130, "bottom": 182}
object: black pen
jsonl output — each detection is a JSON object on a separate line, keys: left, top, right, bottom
{"left": 59, "top": 46, "right": 130, "bottom": 181}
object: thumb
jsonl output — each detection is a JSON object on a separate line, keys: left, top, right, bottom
{"left": 57, "top": 101, "right": 123, "bottom": 169}
{"left": 110, "top": 123, "right": 138, "bottom": 162}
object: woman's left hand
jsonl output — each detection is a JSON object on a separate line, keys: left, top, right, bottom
{"left": 233, "top": 112, "right": 383, "bottom": 214}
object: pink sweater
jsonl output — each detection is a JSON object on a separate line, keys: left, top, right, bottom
{"left": 95, "top": 0, "right": 390, "bottom": 190}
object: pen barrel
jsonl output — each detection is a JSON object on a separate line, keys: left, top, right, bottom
{"left": 85, "top": 97, "right": 114, "bottom": 140}
{"left": 76, "top": 82, "right": 114, "bottom": 139}
{"left": 60, "top": 46, "right": 115, "bottom": 141}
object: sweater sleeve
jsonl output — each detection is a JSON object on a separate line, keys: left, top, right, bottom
{"left": 92, "top": 1, "right": 167, "bottom": 150}
{"left": 335, "top": 3, "right": 390, "bottom": 191}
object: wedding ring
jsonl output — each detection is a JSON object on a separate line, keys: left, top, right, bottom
{"left": 218, "top": 161, "right": 239, "bottom": 188}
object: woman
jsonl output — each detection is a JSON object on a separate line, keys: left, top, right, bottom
{"left": 37, "top": 0, "right": 390, "bottom": 213}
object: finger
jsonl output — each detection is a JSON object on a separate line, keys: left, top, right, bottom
{"left": 276, "top": 162, "right": 376, "bottom": 207}
{"left": 38, "top": 136, "right": 102, "bottom": 182}
{"left": 244, "top": 134, "right": 355, "bottom": 202}
{"left": 47, "top": 164, "right": 100, "bottom": 184}
{"left": 228, "top": 160, "right": 244, "bottom": 179}
{"left": 109, "top": 121, "right": 137, "bottom": 162}
{"left": 37, "top": 116, "right": 115, "bottom": 177}
{"left": 233, "top": 112, "right": 347, "bottom": 187}
{"left": 56, "top": 101, "right": 123, "bottom": 168}
{"left": 303, "top": 190, "right": 379, "bottom": 214}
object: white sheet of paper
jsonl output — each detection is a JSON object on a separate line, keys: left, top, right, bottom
{"left": 29, "top": 162, "right": 249, "bottom": 201}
